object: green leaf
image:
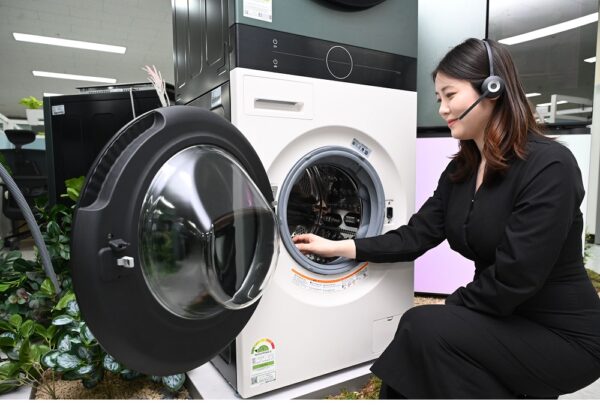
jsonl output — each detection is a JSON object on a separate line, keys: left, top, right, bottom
{"left": 75, "top": 364, "right": 95, "bottom": 375}
{"left": 64, "top": 177, "right": 85, "bottom": 202}
{"left": 120, "top": 369, "right": 141, "bottom": 380}
{"left": 162, "top": 373, "right": 186, "bottom": 392}
{"left": 80, "top": 324, "right": 95, "bottom": 345}
{"left": 75, "top": 345, "right": 93, "bottom": 362}
{"left": 57, "top": 334, "right": 72, "bottom": 352}
{"left": 83, "top": 367, "right": 104, "bottom": 388}
{"left": 0, "top": 361, "right": 21, "bottom": 378}
{"left": 52, "top": 314, "right": 74, "bottom": 326}
{"left": 56, "top": 352, "right": 82, "bottom": 371}
{"left": 40, "top": 278, "right": 56, "bottom": 297}
{"left": 103, "top": 354, "right": 122, "bottom": 373}
{"left": 30, "top": 343, "right": 50, "bottom": 362}
{"left": 0, "top": 319, "right": 14, "bottom": 332}
{"left": 8, "top": 314, "right": 22, "bottom": 329}
{"left": 66, "top": 300, "right": 79, "bottom": 317}
{"left": 55, "top": 291, "right": 76, "bottom": 311}
{"left": 0, "top": 336, "right": 15, "bottom": 348}
{"left": 0, "top": 380, "right": 19, "bottom": 395}
{"left": 5, "top": 251, "right": 22, "bottom": 263}
{"left": 19, "top": 320, "right": 35, "bottom": 338}
{"left": 46, "top": 221, "right": 61, "bottom": 238}
{"left": 41, "top": 350, "right": 60, "bottom": 368}
{"left": 19, "top": 338, "right": 31, "bottom": 364}
{"left": 6, "top": 348, "right": 19, "bottom": 361}
{"left": 0, "top": 284, "right": 12, "bottom": 292}
{"left": 12, "top": 259, "right": 33, "bottom": 273}
{"left": 34, "top": 323, "right": 48, "bottom": 339}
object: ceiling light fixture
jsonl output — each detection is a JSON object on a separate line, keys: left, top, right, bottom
{"left": 14, "top": 33, "right": 126, "bottom": 54}
{"left": 33, "top": 71, "right": 117, "bottom": 84}
{"left": 499, "top": 12, "right": 598, "bottom": 45}
{"left": 43, "top": 93, "right": 63, "bottom": 97}
{"left": 584, "top": 56, "right": 596, "bottom": 63}
{"left": 526, "top": 93, "right": 541, "bottom": 97}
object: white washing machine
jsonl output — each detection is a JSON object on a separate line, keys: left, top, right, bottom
{"left": 222, "top": 68, "right": 416, "bottom": 397}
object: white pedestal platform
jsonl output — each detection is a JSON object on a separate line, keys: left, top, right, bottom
{"left": 186, "top": 361, "right": 374, "bottom": 400}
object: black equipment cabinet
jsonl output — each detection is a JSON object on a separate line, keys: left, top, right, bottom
{"left": 43, "top": 90, "right": 165, "bottom": 206}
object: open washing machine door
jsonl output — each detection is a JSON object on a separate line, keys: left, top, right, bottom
{"left": 70, "top": 105, "right": 279, "bottom": 376}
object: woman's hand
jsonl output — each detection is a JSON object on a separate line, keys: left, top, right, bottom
{"left": 292, "top": 233, "right": 356, "bottom": 259}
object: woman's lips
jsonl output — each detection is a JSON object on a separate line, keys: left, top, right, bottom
{"left": 447, "top": 119, "right": 457, "bottom": 127}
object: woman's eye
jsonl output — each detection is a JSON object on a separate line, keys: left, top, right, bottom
{"left": 446, "top": 92, "right": 456, "bottom": 99}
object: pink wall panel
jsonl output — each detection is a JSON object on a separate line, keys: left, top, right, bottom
{"left": 414, "top": 137, "right": 474, "bottom": 294}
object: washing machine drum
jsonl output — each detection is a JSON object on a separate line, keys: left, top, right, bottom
{"left": 71, "top": 106, "right": 279, "bottom": 376}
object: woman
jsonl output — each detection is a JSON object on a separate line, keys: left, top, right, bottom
{"left": 292, "top": 38, "right": 600, "bottom": 399}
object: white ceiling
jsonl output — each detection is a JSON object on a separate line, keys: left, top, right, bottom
{"left": 0, "top": 0, "right": 174, "bottom": 118}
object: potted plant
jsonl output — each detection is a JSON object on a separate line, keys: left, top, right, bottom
{"left": 0, "top": 177, "right": 188, "bottom": 399}
{"left": 19, "top": 97, "right": 44, "bottom": 126}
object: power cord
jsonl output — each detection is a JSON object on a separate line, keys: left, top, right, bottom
{"left": 0, "top": 163, "right": 60, "bottom": 293}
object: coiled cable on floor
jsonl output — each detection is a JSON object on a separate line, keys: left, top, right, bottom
{"left": 0, "top": 163, "right": 61, "bottom": 293}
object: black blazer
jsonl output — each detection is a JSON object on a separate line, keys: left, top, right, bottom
{"left": 355, "top": 133, "right": 600, "bottom": 360}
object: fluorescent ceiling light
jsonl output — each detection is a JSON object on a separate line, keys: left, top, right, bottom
{"left": 43, "top": 93, "right": 63, "bottom": 97}
{"left": 33, "top": 71, "right": 116, "bottom": 84}
{"left": 499, "top": 12, "right": 598, "bottom": 45}
{"left": 13, "top": 33, "right": 126, "bottom": 54}
{"left": 526, "top": 92, "right": 541, "bottom": 97}
{"left": 537, "top": 101, "right": 568, "bottom": 107}
{"left": 584, "top": 56, "right": 596, "bottom": 63}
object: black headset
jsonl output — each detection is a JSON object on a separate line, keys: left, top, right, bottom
{"left": 480, "top": 39, "right": 505, "bottom": 97}
{"left": 458, "top": 39, "right": 506, "bottom": 120}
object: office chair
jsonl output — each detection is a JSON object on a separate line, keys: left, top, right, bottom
{"left": 1, "top": 129, "right": 47, "bottom": 249}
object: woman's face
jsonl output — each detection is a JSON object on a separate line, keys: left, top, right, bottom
{"left": 434, "top": 72, "right": 495, "bottom": 146}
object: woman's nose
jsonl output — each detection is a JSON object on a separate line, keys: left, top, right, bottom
{"left": 438, "top": 101, "right": 449, "bottom": 117}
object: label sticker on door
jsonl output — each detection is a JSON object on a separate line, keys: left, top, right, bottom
{"left": 52, "top": 105, "right": 65, "bottom": 115}
{"left": 243, "top": 0, "right": 272, "bottom": 23}
{"left": 250, "top": 338, "right": 276, "bottom": 386}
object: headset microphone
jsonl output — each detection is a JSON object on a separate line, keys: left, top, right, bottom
{"left": 458, "top": 39, "right": 505, "bottom": 120}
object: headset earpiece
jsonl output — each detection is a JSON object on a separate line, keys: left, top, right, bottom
{"left": 481, "top": 75, "right": 504, "bottom": 97}
{"left": 458, "top": 39, "right": 506, "bottom": 120}
{"left": 481, "top": 40, "right": 505, "bottom": 98}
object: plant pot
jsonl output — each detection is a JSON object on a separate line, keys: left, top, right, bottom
{"left": 25, "top": 109, "right": 44, "bottom": 126}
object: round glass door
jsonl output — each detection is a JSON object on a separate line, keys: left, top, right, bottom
{"left": 70, "top": 105, "right": 278, "bottom": 375}
{"left": 140, "top": 146, "right": 278, "bottom": 320}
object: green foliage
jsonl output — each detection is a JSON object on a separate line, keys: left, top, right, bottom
{"left": 0, "top": 176, "right": 186, "bottom": 397}
{"left": 328, "top": 376, "right": 382, "bottom": 400}
{"left": 19, "top": 96, "right": 43, "bottom": 110}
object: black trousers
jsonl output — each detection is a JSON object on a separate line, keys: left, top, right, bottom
{"left": 371, "top": 305, "right": 600, "bottom": 399}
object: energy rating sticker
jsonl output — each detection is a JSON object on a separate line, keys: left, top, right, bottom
{"left": 250, "top": 338, "right": 276, "bottom": 386}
